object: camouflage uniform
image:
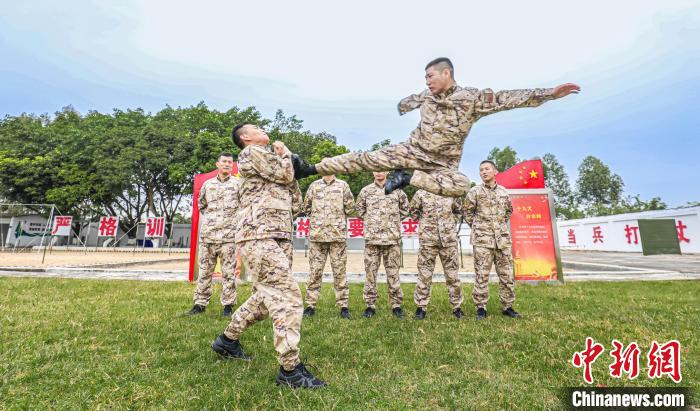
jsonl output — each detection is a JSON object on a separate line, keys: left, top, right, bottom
{"left": 356, "top": 182, "right": 409, "bottom": 308}
{"left": 316, "top": 86, "right": 554, "bottom": 197}
{"left": 410, "top": 190, "right": 464, "bottom": 310}
{"left": 303, "top": 177, "right": 355, "bottom": 308}
{"left": 193, "top": 174, "right": 239, "bottom": 307}
{"left": 464, "top": 182, "right": 515, "bottom": 310}
{"left": 223, "top": 144, "right": 303, "bottom": 371}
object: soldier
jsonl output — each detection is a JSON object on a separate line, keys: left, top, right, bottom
{"left": 292, "top": 57, "right": 580, "bottom": 197}
{"left": 464, "top": 160, "right": 520, "bottom": 320}
{"left": 356, "top": 171, "right": 409, "bottom": 318}
{"left": 187, "top": 152, "right": 239, "bottom": 317}
{"left": 410, "top": 190, "right": 464, "bottom": 319}
{"left": 211, "top": 124, "right": 326, "bottom": 389}
{"left": 302, "top": 172, "right": 355, "bottom": 319}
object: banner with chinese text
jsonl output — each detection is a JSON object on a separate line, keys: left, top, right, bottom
{"left": 51, "top": 216, "right": 73, "bottom": 236}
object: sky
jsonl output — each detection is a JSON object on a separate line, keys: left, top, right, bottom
{"left": 1, "top": 0, "right": 699, "bottom": 207}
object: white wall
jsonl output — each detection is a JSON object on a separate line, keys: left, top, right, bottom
{"left": 556, "top": 207, "right": 700, "bottom": 254}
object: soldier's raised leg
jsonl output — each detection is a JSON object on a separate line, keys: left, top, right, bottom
{"left": 410, "top": 168, "right": 471, "bottom": 197}
{"left": 304, "top": 241, "right": 329, "bottom": 316}
{"left": 472, "top": 245, "right": 495, "bottom": 320}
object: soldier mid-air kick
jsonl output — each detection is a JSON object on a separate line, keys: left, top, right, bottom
{"left": 292, "top": 57, "right": 580, "bottom": 197}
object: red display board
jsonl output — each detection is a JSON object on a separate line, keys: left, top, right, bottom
{"left": 508, "top": 191, "right": 563, "bottom": 281}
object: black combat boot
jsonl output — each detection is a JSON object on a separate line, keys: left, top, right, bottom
{"left": 363, "top": 307, "right": 376, "bottom": 318}
{"left": 414, "top": 307, "right": 427, "bottom": 320}
{"left": 276, "top": 363, "right": 327, "bottom": 388}
{"left": 222, "top": 304, "right": 233, "bottom": 317}
{"left": 303, "top": 306, "right": 316, "bottom": 317}
{"left": 476, "top": 307, "right": 487, "bottom": 320}
{"left": 211, "top": 334, "right": 252, "bottom": 361}
{"left": 453, "top": 307, "right": 465, "bottom": 319}
{"left": 340, "top": 307, "right": 351, "bottom": 319}
{"left": 186, "top": 304, "right": 206, "bottom": 315}
{"left": 502, "top": 307, "right": 521, "bottom": 318}
{"left": 384, "top": 170, "right": 412, "bottom": 195}
{"left": 392, "top": 306, "right": 404, "bottom": 318}
{"left": 291, "top": 154, "right": 318, "bottom": 180}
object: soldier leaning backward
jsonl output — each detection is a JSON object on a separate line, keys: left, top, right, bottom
{"left": 292, "top": 57, "right": 580, "bottom": 197}
{"left": 210, "top": 124, "right": 326, "bottom": 389}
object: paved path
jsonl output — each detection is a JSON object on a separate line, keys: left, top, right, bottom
{"left": 1, "top": 250, "right": 697, "bottom": 283}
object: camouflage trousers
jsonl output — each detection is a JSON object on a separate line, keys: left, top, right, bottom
{"left": 305, "top": 241, "right": 349, "bottom": 308}
{"left": 363, "top": 243, "right": 403, "bottom": 308}
{"left": 224, "top": 239, "right": 302, "bottom": 371}
{"left": 414, "top": 243, "right": 463, "bottom": 310}
{"left": 193, "top": 241, "right": 237, "bottom": 307}
{"left": 316, "top": 141, "right": 470, "bottom": 197}
{"left": 472, "top": 245, "right": 515, "bottom": 310}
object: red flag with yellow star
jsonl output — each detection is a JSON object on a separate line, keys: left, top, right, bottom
{"left": 494, "top": 160, "right": 545, "bottom": 189}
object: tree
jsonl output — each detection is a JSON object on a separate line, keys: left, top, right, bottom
{"left": 575, "top": 156, "right": 624, "bottom": 217}
{"left": 540, "top": 153, "right": 578, "bottom": 219}
{"left": 487, "top": 146, "right": 520, "bottom": 172}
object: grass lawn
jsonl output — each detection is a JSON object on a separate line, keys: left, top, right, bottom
{"left": 1, "top": 278, "right": 697, "bottom": 409}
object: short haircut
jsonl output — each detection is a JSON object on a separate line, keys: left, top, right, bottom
{"left": 425, "top": 57, "right": 454, "bottom": 78}
{"left": 480, "top": 160, "right": 497, "bottom": 169}
{"left": 218, "top": 152, "right": 233, "bottom": 160}
{"left": 231, "top": 124, "right": 249, "bottom": 150}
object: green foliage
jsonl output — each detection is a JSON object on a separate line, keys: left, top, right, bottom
{"left": 487, "top": 146, "right": 520, "bottom": 172}
{"left": 540, "top": 153, "right": 578, "bottom": 219}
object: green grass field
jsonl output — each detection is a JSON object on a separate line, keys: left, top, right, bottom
{"left": 1, "top": 277, "right": 698, "bottom": 409}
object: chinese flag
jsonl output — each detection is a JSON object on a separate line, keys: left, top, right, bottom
{"left": 188, "top": 162, "right": 239, "bottom": 282}
{"left": 495, "top": 160, "right": 545, "bottom": 189}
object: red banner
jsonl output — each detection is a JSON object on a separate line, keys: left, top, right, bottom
{"left": 188, "top": 164, "right": 238, "bottom": 282}
{"left": 509, "top": 193, "right": 559, "bottom": 281}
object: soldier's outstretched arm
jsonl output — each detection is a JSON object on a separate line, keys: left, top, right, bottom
{"left": 472, "top": 83, "right": 580, "bottom": 118}
{"left": 245, "top": 145, "right": 294, "bottom": 185}
{"left": 397, "top": 89, "right": 429, "bottom": 115}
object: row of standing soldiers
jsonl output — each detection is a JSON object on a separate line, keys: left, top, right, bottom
{"left": 191, "top": 158, "right": 519, "bottom": 322}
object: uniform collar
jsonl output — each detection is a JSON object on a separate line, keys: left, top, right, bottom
{"left": 484, "top": 181, "right": 498, "bottom": 190}
{"left": 434, "top": 83, "right": 459, "bottom": 99}
{"left": 321, "top": 176, "right": 336, "bottom": 185}
{"left": 217, "top": 174, "right": 231, "bottom": 182}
